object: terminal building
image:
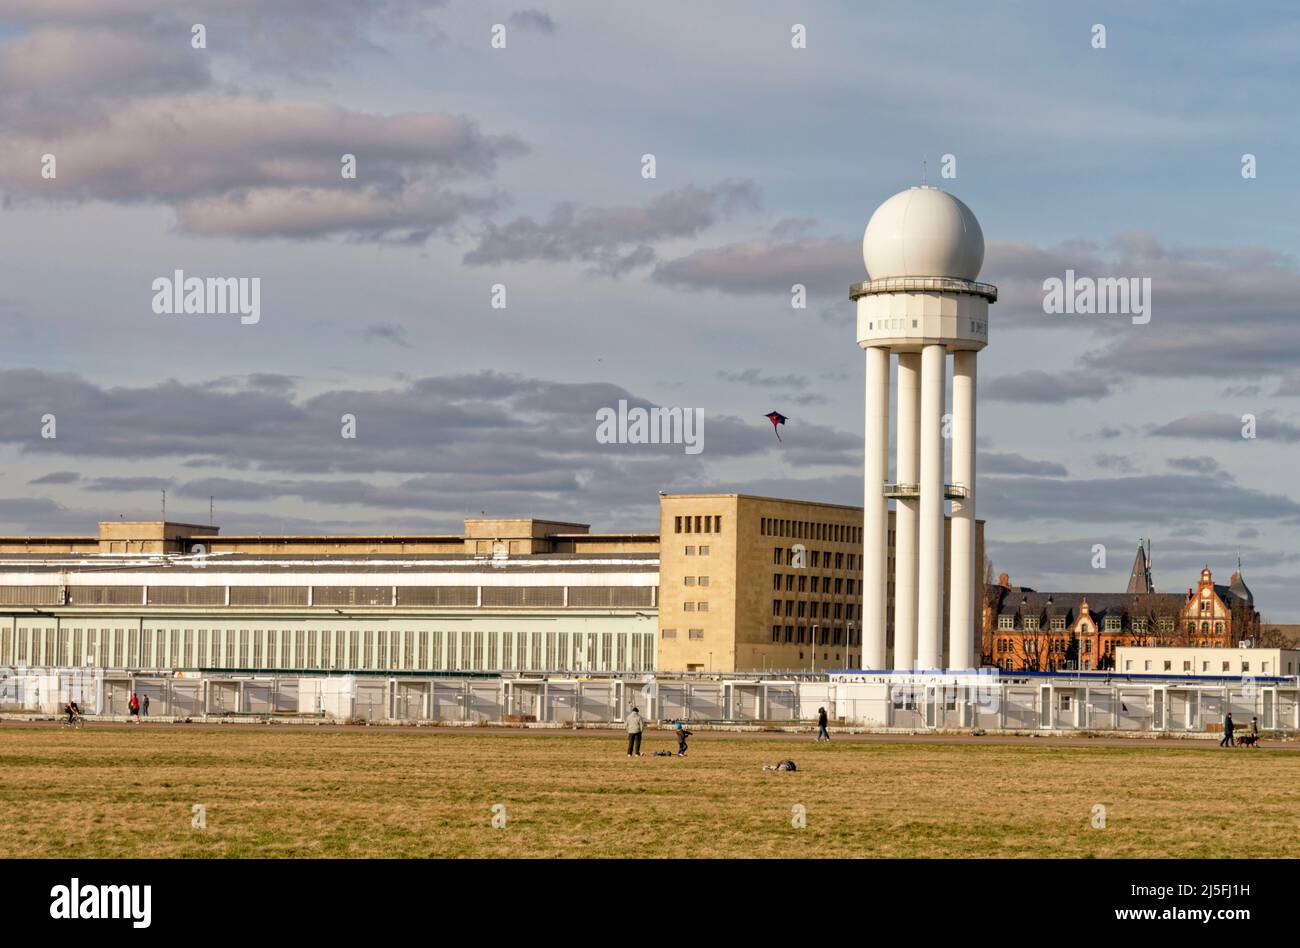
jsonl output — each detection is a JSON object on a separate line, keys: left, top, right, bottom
{"left": 0, "top": 495, "right": 981, "bottom": 675}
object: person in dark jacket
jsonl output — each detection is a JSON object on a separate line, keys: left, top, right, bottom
{"left": 625, "top": 706, "right": 645, "bottom": 757}
{"left": 674, "top": 721, "right": 692, "bottom": 757}
{"left": 1219, "top": 711, "right": 1234, "bottom": 747}
{"left": 816, "top": 707, "right": 830, "bottom": 742}
{"left": 142, "top": 694, "right": 150, "bottom": 717}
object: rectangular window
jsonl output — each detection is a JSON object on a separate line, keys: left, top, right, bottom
{"left": 688, "top": 629, "right": 704, "bottom": 640}
{"left": 699, "top": 545, "right": 710, "bottom": 555}
{"left": 662, "top": 628, "right": 677, "bottom": 639}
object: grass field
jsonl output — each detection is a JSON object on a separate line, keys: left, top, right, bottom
{"left": 2, "top": 724, "right": 1297, "bottom": 858}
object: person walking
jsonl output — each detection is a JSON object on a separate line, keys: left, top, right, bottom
{"left": 816, "top": 706, "right": 830, "bottom": 742}
{"left": 1219, "top": 711, "right": 1234, "bottom": 747}
{"left": 674, "top": 721, "right": 692, "bottom": 757}
{"left": 142, "top": 694, "right": 150, "bottom": 717}
{"left": 625, "top": 706, "right": 645, "bottom": 757}
{"left": 128, "top": 691, "right": 139, "bottom": 721}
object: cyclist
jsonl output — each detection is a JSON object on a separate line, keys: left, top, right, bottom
{"left": 64, "top": 700, "right": 81, "bottom": 725}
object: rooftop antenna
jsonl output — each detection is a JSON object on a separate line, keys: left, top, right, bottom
{"left": 921, "top": 157, "right": 928, "bottom": 186}
{"left": 210, "top": 496, "right": 214, "bottom": 526}
{"left": 161, "top": 489, "right": 166, "bottom": 520}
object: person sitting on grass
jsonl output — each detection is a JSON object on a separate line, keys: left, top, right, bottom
{"left": 674, "top": 721, "right": 692, "bottom": 757}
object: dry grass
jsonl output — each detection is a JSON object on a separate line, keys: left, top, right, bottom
{"left": 1, "top": 725, "right": 1296, "bottom": 858}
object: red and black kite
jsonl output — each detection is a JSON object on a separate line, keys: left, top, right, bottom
{"left": 765, "top": 411, "right": 788, "bottom": 442}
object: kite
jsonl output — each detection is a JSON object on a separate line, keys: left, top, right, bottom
{"left": 765, "top": 411, "right": 788, "bottom": 442}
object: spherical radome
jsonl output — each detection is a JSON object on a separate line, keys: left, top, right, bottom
{"left": 862, "top": 186, "right": 985, "bottom": 280}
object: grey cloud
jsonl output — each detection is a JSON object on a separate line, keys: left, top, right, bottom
{"left": 28, "top": 471, "right": 80, "bottom": 485}
{"left": 0, "top": 95, "right": 524, "bottom": 242}
{"left": 652, "top": 236, "right": 858, "bottom": 296}
{"left": 1094, "top": 453, "right": 1138, "bottom": 473}
{"left": 0, "top": 369, "right": 861, "bottom": 521}
{"left": 509, "top": 10, "right": 556, "bottom": 33}
{"left": 0, "top": 26, "right": 209, "bottom": 98}
{"left": 981, "top": 473, "right": 1300, "bottom": 527}
{"left": 362, "top": 322, "right": 413, "bottom": 348}
{"left": 983, "top": 371, "right": 1113, "bottom": 404}
{"left": 1166, "top": 455, "right": 1221, "bottom": 474}
{"left": 1150, "top": 411, "right": 1300, "bottom": 442}
{"left": 979, "top": 452, "right": 1068, "bottom": 477}
{"left": 718, "top": 369, "right": 809, "bottom": 389}
{"left": 464, "top": 181, "right": 760, "bottom": 276}
{"left": 85, "top": 476, "right": 173, "bottom": 492}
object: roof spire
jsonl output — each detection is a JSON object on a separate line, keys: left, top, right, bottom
{"left": 1125, "top": 538, "right": 1154, "bottom": 594}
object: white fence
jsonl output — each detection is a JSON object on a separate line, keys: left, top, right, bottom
{"left": 3, "top": 666, "right": 1296, "bottom": 734}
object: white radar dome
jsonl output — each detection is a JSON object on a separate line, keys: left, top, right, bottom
{"left": 862, "top": 186, "right": 985, "bottom": 281}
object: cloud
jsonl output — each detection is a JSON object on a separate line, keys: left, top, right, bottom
{"left": 718, "top": 369, "right": 809, "bottom": 389}
{"left": 0, "top": 26, "right": 209, "bottom": 98}
{"left": 508, "top": 9, "right": 556, "bottom": 34}
{"left": 362, "top": 322, "right": 413, "bottom": 348}
{"left": 1150, "top": 411, "right": 1300, "bottom": 442}
{"left": 464, "top": 181, "right": 760, "bottom": 275}
{"left": 28, "top": 471, "right": 80, "bottom": 485}
{"left": 85, "top": 476, "right": 173, "bottom": 492}
{"left": 983, "top": 370, "right": 1113, "bottom": 404}
{"left": 0, "top": 95, "right": 524, "bottom": 241}
{"left": 652, "top": 236, "right": 858, "bottom": 295}
{"left": 981, "top": 473, "right": 1300, "bottom": 526}
{"left": 0, "top": 368, "right": 862, "bottom": 526}
{"left": 979, "top": 452, "right": 1068, "bottom": 477}
{"left": 1166, "top": 455, "right": 1221, "bottom": 474}
{"left": 986, "top": 233, "right": 1300, "bottom": 380}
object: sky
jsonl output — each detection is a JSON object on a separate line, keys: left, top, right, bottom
{"left": 1, "top": 1, "right": 1299, "bottom": 615}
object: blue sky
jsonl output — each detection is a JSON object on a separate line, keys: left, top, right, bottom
{"left": 1, "top": 1, "right": 1299, "bottom": 615}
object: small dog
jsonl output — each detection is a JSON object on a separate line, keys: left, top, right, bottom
{"left": 1238, "top": 733, "right": 1259, "bottom": 748}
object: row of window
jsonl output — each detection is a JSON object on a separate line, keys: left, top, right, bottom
{"left": 1127, "top": 658, "right": 1288, "bottom": 674}
{"left": 773, "top": 573, "right": 858, "bottom": 595}
{"left": 760, "top": 518, "right": 861, "bottom": 544}
{"left": 773, "top": 599, "right": 859, "bottom": 620}
{"left": 660, "top": 629, "right": 705, "bottom": 640}
{"left": 673, "top": 515, "right": 722, "bottom": 534}
{"left": 682, "top": 576, "right": 709, "bottom": 586}
{"left": 770, "top": 625, "right": 859, "bottom": 645}
{"left": 682, "top": 545, "right": 711, "bottom": 556}
{"left": 996, "top": 615, "right": 1203, "bottom": 634}
{"left": 681, "top": 602, "right": 709, "bottom": 612}
{"left": 0, "top": 626, "right": 656, "bottom": 673}
{"left": 771, "top": 548, "right": 859, "bottom": 571}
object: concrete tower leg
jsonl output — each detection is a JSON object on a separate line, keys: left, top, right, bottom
{"left": 894, "top": 351, "right": 921, "bottom": 671}
{"left": 950, "top": 350, "right": 977, "bottom": 670}
{"left": 863, "top": 345, "right": 890, "bottom": 669}
{"left": 917, "top": 343, "right": 946, "bottom": 669}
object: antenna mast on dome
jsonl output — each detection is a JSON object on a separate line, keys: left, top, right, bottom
{"left": 921, "top": 157, "right": 928, "bottom": 186}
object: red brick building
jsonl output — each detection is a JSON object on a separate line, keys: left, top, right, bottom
{"left": 982, "top": 542, "right": 1259, "bottom": 671}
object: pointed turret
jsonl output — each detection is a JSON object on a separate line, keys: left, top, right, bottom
{"left": 1126, "top": 539, "right": 1154, "bottom": 594}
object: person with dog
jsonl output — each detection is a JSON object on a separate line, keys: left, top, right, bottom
{"left": 625, "top": 706, "right": 646, "bottom": 757}
{"left": 1219, "top": 711, "right": 1234, "bottom": 747}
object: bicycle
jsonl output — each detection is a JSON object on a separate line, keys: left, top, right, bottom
{"left": 62, "top": 713, "right": 84, "bottom": 730}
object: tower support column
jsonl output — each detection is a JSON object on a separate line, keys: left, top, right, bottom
{"left": 917, "top": 343, "right": 946, "bottom": 669}
{"left": 863, "top": 345, "right": 890, "bottom": 669}
{"left": 893, "top": 352, "right": 921, "bottom": 671}
{"left": 950, "top": 350, "right": 977, "bottom": 670}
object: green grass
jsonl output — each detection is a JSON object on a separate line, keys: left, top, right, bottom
{"left": 1, "top": 725, "right": 1296, "bottom": 857}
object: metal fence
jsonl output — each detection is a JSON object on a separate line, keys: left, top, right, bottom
{"left": 3, "top": 666, "right": 1297, "bottom": 734}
